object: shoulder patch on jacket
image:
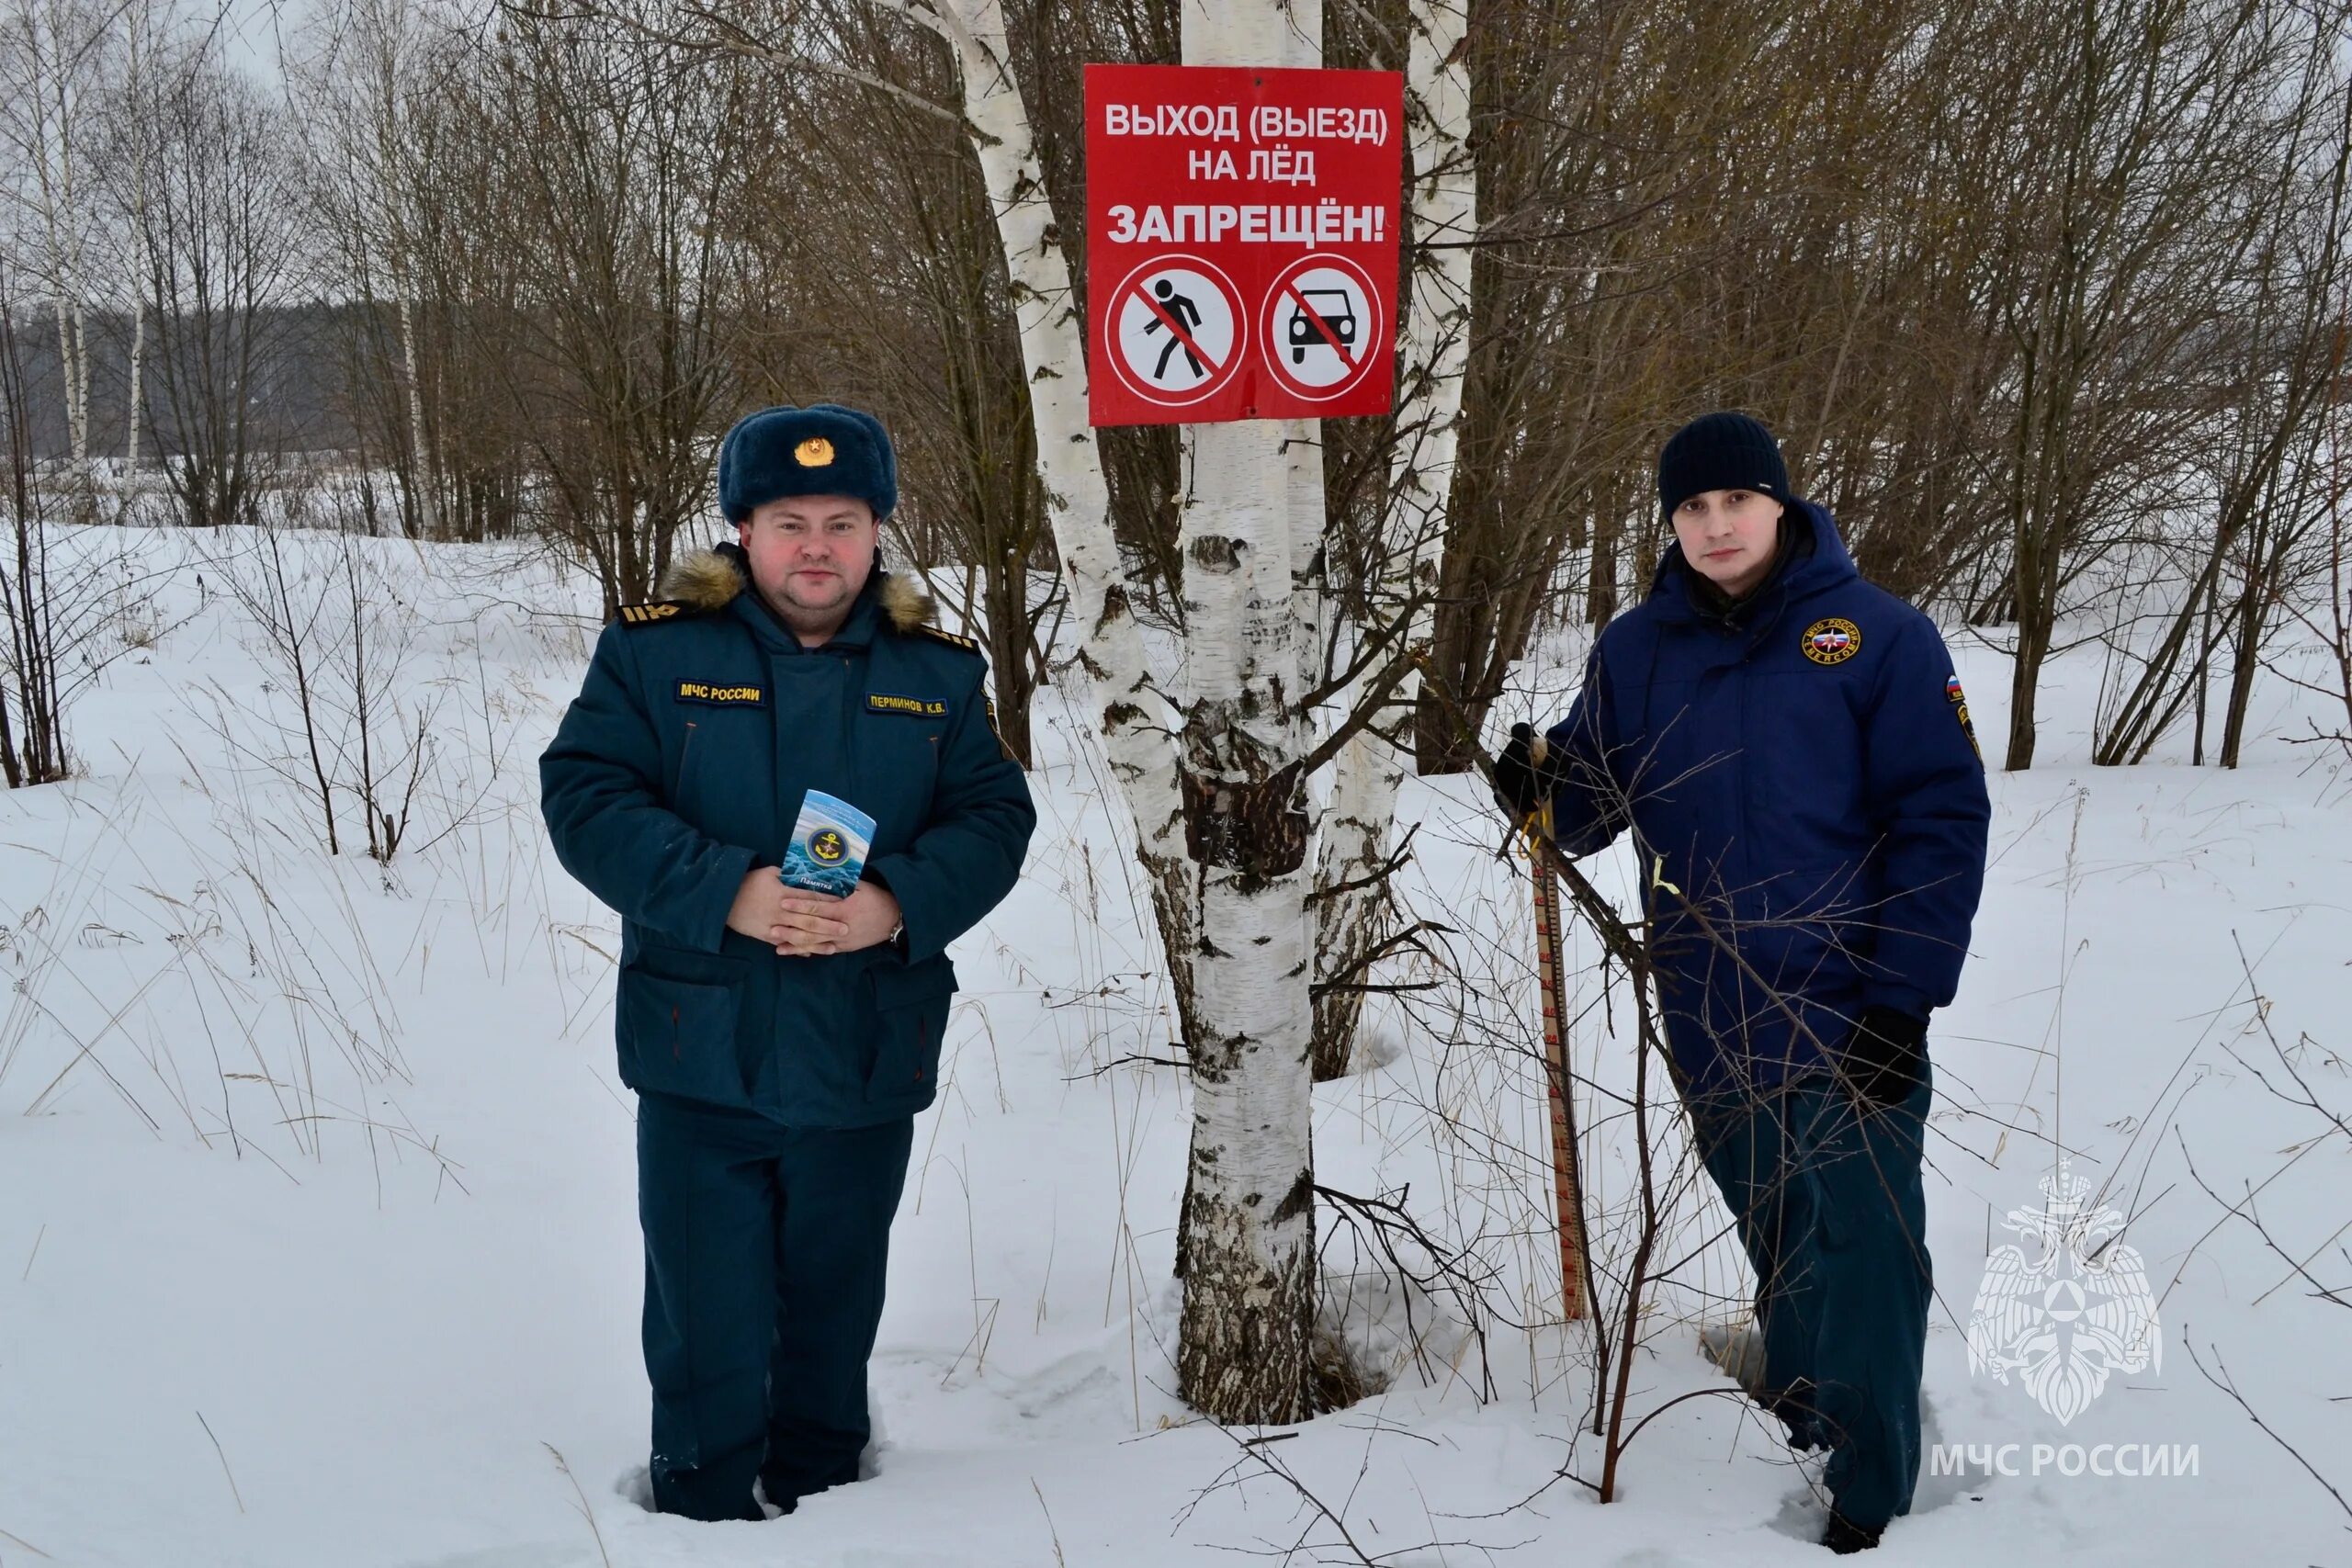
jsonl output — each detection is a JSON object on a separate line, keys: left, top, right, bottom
{"left": 985, "top": 695, "right": 1018, "bottom": 762}
{"left": 1947, "top": 672, "right": 1982, "bottom": 760}
{"left": 616, "top": 601, "right": 690, "bottom": 626}
{"left": 910, "top": 624, "right": 983, "bottom": 657}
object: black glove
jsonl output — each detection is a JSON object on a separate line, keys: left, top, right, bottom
{"left": 1839, "top": 1005, "right": 1928, "bottom": 1111}
{"left": 1491, "top": 723, "right": 1562, "bottom": 820}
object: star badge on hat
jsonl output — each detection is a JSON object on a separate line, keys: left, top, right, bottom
{"left": 795, "top": 436, "right": 834, "bottom": 468}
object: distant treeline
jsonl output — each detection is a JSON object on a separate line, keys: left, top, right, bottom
{"left": 2, "top": 301, "right": 366, "bottom": 461}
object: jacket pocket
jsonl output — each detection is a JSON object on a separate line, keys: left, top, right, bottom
{"left": 864, "top": 953, "right": 958, "bottom": 1104}
{"left": 618, "top": 963, "right": 751, "bottom": 1109}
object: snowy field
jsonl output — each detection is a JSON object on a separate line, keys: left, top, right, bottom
{"left": 1, "top": 524, "right": 2346, "bottom": 1567}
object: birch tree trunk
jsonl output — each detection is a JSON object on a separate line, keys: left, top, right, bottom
{"left": 124, "top": 298, "right": 142, "bottom": 479}
{"left": 119, "top": 0, "right": 153, "bottom": 487}
{"left": 6, "top": 0, "right": 96, "bottom": 513}
{"left": 397, "top": 282, "right": 437, "bottom": 536}
{"left": 1169, "top": 0, "right": 1324, "bottom": 1426}
{"left": 933, "top": 0, "right": 1198, "bottom": 1024}
{"left": 371, "top": 6, "right": 442, "bottom": 541}
{"left": 40, "top": 63, "right": 90, "bottom": 482}
{"left": 1308, "top": 0, "right": 1476, "bottom": 1077}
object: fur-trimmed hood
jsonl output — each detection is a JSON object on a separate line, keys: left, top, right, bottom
{"left": 655, "top": 542, "right": 935, "bottom": 633}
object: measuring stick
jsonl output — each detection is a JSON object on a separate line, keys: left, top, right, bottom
{"left": 1526, "top": 735, "right": 1591, "bottom": 1321}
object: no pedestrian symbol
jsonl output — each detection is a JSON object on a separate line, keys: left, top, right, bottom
{"left": 1261, "top": 255, "right": 1381, "bottom": 402}
{"left": 1109, "top": 256, "right": 1246, "bottom": 410}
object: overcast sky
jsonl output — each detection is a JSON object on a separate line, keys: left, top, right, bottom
{"left": 212, "top": 0, "right": 303, "bottom": 86}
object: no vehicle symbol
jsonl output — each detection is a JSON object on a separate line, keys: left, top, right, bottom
{"left": 1109, "top": 256, "right": 1246, "bottom": 409}
{"left": 1260, "top": 254, "right": 1382, "bottom": 402}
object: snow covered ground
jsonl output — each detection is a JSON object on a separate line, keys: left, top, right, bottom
{"left": 2, "top": 525, "right": 2346, "bottom": 1567}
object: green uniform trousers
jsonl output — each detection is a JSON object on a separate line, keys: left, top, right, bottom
{"left": 1690, "top": 1066, "right": 1934, "bottom": 1532}
{"left": 637, "top": 1090, "right": 914, "bottom": 1521}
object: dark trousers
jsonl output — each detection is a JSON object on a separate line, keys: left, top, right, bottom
{"left": 1689, "top": 1066, "right": 1934, "bottom": 1531}
{"left": 636, "top": 1092, "right": 915, "bottom": 1522}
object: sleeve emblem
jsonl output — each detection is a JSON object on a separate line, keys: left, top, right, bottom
{"left": 1948, "top": 672, "right": 1982, "bottom": 759}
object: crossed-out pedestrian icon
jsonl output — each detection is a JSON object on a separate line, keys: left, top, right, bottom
{"left": 1109, "top": 257, "right": 1246, "bottom": 408}
{"left": 1146, "top": 279, "right": 1206, "bottom": 379}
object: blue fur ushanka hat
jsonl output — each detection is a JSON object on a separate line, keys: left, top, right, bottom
{"left": 717, "top": 403, "right": 898, "bottom": 524}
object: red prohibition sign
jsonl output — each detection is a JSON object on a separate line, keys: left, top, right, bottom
{"left": 1259, "top": 254, "right": 1383, "bottom": 403}
{"left": 1106, "top": 254, "right": 1248, "bottom": 409}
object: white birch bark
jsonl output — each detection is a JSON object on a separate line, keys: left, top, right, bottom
{"left": 368, "top": 3, "right": 441, "bottom": 540}
{"left": 1287, "top": 421, "right": 1325, "bottom": 660}
{"left": 1308, "top": 0, "right": 1476, "bottom": 1076}
{"left": 41, "top": 51, "right": 91, "bottom": 479}
{"left": 124, "top": 297, "right": 142, "bottom": 479}
{"left": 929, "top": 0, "right": 1197, "bottom": 1006}
{"left": 119, "top": 0, "right": 153, "bottom": 486}
{"left": 396, "top": 281, "right": 435, "bottom": 535}
{"left": 5, "top": 0, "right": 96, "bottom": 502}
{"left": 1170, "top": 0, "right": 1324, "bottom": 1425}
{"left": 1175, "top": 423, "right": 1321, "bottom": 1421}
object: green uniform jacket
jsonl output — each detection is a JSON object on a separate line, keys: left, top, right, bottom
{"left": 539, "top": 546, "right": 1036, "bottom": 1126}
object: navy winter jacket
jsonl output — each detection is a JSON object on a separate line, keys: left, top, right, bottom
{"left": 1543, "top": 500, "right": 1990, "bottom": 1100}
{"left": 539, "top": 549, "right": 1036, "bottom": 1126}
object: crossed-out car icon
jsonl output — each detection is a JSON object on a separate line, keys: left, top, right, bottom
{"left": 1288, "top": 288, "right": 1358, "bottom": 364}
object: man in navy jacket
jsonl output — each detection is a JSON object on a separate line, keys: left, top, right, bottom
{"left": 1495, "top": 412, "right": 1990, "bottom": 1552}
{"left": 541, "top": 403, "right": 1035, "bottom": 1521}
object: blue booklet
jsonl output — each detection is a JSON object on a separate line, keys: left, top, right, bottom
{"left": 779, "top": 789, "right": 876, "bottom": 897}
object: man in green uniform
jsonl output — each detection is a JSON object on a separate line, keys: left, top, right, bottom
{"left": 540, "top": 403, "right": 1036, "bottom": 1521}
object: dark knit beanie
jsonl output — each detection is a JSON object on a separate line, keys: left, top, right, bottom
{"left": 718, "top": 403, "right": 898, "bottom": 524}
{"left": 1657, "top": 412, "right": 1792, "bottom": 522}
